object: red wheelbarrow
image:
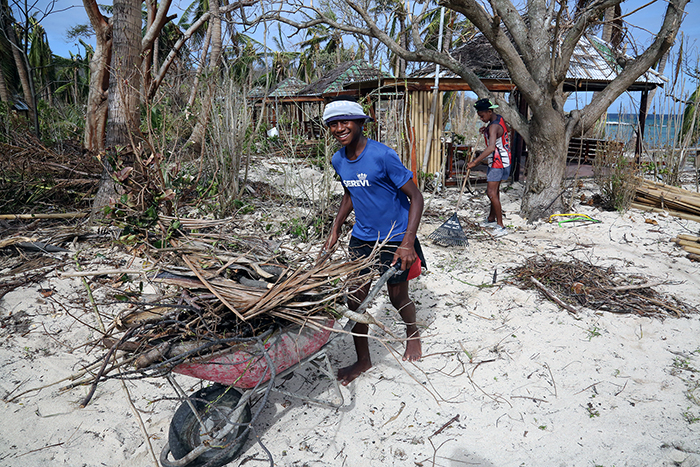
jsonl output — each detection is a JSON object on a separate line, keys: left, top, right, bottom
{"left": 158, "top": 263, "right": 401, "bottom": 467}
{"left": 159, "top": 318, "right": 342, "bottom": 467}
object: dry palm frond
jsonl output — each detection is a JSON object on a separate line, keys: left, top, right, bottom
{"left": 82, "top": 237, "right": 386, "bottom": 387}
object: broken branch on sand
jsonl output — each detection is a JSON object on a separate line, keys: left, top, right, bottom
{"left": 0, "top": 212, "right": 88, "bottom": 220}
{"left": 530, "top": 277, "right": 579, "bottom": 315}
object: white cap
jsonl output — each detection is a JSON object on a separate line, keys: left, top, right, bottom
{"left": 322, "top": 100, "right": 373, "bottom": 125}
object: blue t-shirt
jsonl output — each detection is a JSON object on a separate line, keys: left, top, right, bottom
{"left": 332, "top": 139, "right": 413, "bottom": 242}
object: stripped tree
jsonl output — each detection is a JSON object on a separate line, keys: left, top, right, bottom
{"left": 258, "top": 0, "right": 688, "bottom": 220}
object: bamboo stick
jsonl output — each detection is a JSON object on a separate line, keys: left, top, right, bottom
{"left": 681, "top": 244, "right": 700, "bottom": 255}
{"left": 678, "top": 234, "right": 700, "bottom": 243}
{"left": 687, "top": 253, "right": 700, "bottom": 262}
{"left": 672, "top": 238, "right": 700, "bottom": 250}
{"left": 630, "top": 202, "right": 700, "bottom": 223}
{"left": 635, "top": 192, "right": 700, "bottom": 212}
{"left": 0, "top": 212, "right": 87, "bottom": 220}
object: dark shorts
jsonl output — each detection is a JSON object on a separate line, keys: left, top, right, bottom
{"left": 487, "top": 166, "right": 511, "bottom": 182}
{"left": 349, "top": 236, "right": 426, "bottom": 284}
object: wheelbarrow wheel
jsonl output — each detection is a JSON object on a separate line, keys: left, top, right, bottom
{"left": 168, "top": 384, "right": 251, "bottom": 467}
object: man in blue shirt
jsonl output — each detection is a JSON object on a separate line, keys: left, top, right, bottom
{"left": 320, "top": 100, "right": 425, "bottom": 385}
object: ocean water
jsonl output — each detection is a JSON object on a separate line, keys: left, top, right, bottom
{"left": 604, "top": 113, "right": 698, "bottom": 148}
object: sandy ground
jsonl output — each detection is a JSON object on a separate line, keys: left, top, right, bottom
{"left": 1, "top": 179, "right": 700, "bottom": 467}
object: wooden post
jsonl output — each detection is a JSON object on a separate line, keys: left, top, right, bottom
{"left": 411, "top": 127, "right": 418, "bottom": 185}
{"left": 511, "top": 91, "right": 528, "bottom": 182}
{"left": 635, "top": 90, "right": 649, "bottom": 161}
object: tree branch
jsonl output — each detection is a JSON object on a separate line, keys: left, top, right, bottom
{"left": 569, "top": 0, "right": 688, "bottom": 137}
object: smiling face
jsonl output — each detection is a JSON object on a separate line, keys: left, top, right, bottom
{"left": 328, "top": 119, "right": 364, "bottom": 147}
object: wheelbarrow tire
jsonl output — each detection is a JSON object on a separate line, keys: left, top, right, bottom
{"left": 168, "top": 384, "right": 251, "bottom": 467}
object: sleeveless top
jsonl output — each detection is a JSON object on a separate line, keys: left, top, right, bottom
{"left": 483, "top": 115, "right": 511, "bottom": 169}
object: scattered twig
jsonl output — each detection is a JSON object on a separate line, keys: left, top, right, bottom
{"left": 614, "top": 379, "right": 629, "bottom": 397}
{"left": 0, "top": 212, "right": 87, "bottom": 220}
{"left": 530, "top": 277, "right": 579, "bottom": 315}
{"left": 430, "top": 414, "right": 460, "bottom": 437}
{"left": 381, "top": 401, "right": 406, "bottom": 427}
{"left": 57, "top": 268, "right": 147, "bottom": 278}
{"left": 119, "top": 370, "right": 159, "bottom": 467}
{"left": 606, "top": 281, "right": 665, "bottom": 292}
{"left": 574, "top": 381, "right": 604, "bottom": 395}
{"left": 544, "top": 362, "right": 557, "bottom": 398}
{"left": 510, "top": 395, "right": 550, "bottom": 403}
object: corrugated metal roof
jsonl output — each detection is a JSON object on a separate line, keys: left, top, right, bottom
{"left": 268, "top": 77, "right": 308, "bottom": 98}
{"left": 569, "top": 35, "right": 664, "bottom": 85}
{"left": 248, "top": 86, "right": 267, "bottom": 99}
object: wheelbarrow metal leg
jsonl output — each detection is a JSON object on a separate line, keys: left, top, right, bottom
{"left": 267, "top": 349, "right": 344, "bottom": 409}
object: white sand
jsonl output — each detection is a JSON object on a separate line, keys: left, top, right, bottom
{"left": 1, "top": 181, "right": 699, "bottom": 467}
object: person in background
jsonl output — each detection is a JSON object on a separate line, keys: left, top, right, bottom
{"left": 320, "top": 99, "right": 425, "bottom": 385}
{"left": 466, "top": 98, "right": 511, "bottom": 237}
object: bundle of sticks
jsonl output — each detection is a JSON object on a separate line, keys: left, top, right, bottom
{"left": 631, "top": 178, "right": 700, "bottom": 223}
{"left": 670, "top": 234, "right": 700, "bottom": 262}
{"left": 509, "top": 256, "right": 697, "bottom": 318}
{"left": 77, "top": 245, "right": 382, "bottom": 405}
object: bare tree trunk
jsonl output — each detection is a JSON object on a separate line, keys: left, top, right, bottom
{"left": 521, "top": 109, "right": 568, "bottom": 219}
{"left": 92, "top": 0, "right": 141, "bottom": 215}
{"left": 141, "top": 0, "right": 156, "bottom": 106}
{"left": 0, "top": 70, "right": 9, "bottom": 103}
{"left": 5, "top": 20, "right": 35, "bottom": 129}
{"left": 106, "top": 0, "right": 141, "bottom": 148}
{"left": 188, "top": 0, "right": 222, "bottom": 153}
{"left": 83, "top": 0, "right": 112, "bottom": 152}
{"left": 72, "top": 59, "right": 79, "bottom": 105}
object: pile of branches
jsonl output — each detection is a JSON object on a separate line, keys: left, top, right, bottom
{"left": 78, "top": 243, "right": 378, "bottom": 405}
{"left": 508, "top": 256, "right": 697, "bottom": 318}
{"left": 0, "top": 132, "right": 101, "bottom": 213}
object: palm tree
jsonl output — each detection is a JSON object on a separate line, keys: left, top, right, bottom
{"left": 295, "top": 11, "right": 345, "bottom": 81}
{"left": 27, "top": 17, "right": 54, "bottom": 105}
{"left": 53, "top": 41, "right": 91, "bottom": 105}
{"left": 0, "top": 0, "right": 38, "bottom": 134}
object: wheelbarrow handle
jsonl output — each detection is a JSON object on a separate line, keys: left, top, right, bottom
{"left": 340, "top": 261, "right": 402, "bottom": 327}
{"left": 355, "top": 260, "right": 401, "bottom": 314}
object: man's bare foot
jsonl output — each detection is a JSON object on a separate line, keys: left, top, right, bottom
{"left": 337, "top": 360, "right": 372, "bottom": 386}
{"left": 403, "top": 331, "right": 422, "bottom": 362}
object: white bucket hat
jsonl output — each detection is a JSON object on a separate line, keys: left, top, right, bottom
{"left": 322, "top": 100, "right": 373, "bottom": 125}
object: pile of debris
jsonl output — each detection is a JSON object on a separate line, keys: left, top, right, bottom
{"left": 509, "top": 256, "right": 697, "bottom": 318}
{"left": 72, "top": 235, "right": 380, "bottom": 405}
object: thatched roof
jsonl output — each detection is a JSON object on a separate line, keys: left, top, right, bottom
{"left": 298, "top": 60, "right": 393, "bottom": 97}
{"left": 411, "top": 33, "right": 665, "bottom": 92}
{"left": 412, "top": 34, "right": 508, "bottom": 81}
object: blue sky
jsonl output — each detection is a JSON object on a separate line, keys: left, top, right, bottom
{"left": 22, "top": 0, "right": 700, "bottom": 111}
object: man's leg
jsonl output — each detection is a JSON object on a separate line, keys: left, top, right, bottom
{"left": 486, "top": 180, "right": 503, "bottom": 227}
{"left": 387, "top": 281, "right": 421, "bottom": 362}
{"left": 337, "top": 281, "right": 372, "bottom": 385}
